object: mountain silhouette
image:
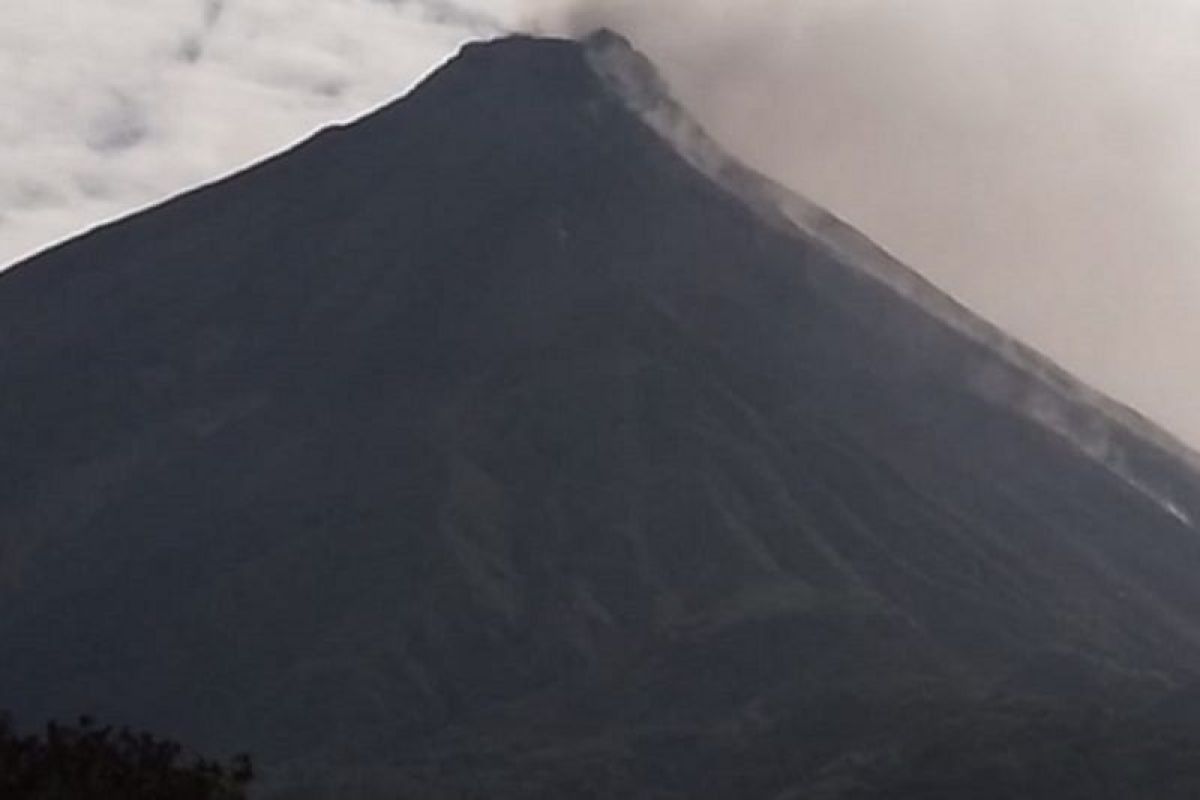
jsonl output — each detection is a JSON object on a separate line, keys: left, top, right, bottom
{"left": 4, "top": 31, "right": 1200, "bottom": 798}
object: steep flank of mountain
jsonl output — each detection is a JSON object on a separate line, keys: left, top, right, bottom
{"left": 584, "top": 29, "right": 1200, "bottom": 522}
{"left": 3, "top": 32, "right": 1200, "bottom": 798}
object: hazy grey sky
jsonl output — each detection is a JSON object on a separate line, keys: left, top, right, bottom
{"left": 4, "top": 1, "right": 1200, "bottom": 449}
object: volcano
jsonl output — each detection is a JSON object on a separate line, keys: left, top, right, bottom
{"left": 4, "top": 31, "right": 1200, "bottom": 798}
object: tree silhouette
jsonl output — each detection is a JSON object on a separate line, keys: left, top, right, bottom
{"left": 0, "top": 712, "right": 252, "bottom": 799}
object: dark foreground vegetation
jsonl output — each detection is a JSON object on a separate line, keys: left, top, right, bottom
{"left": 0, "top": 712, "right": 252, "bottom": 800}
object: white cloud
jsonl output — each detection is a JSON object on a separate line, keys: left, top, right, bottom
{"left": 0, "top": 0, "right": 503, "bottom": 266}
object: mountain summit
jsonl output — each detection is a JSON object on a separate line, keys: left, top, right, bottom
{"left": 4, "top": 33, "right": 1200, "bottom": 798}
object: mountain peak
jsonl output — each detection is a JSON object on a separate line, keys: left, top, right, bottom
{"left": 6, "top": 26, "right": 1200, "bottom": 798}
{"left": 581, "top": 26, "right": 641, "bottom": 60}
{"left": 441, "top": 28, "right": 669, "bottom": 111}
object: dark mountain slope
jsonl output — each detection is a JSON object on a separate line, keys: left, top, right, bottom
{"left": 3, "top": 32, "right": 1200, "bottom": 797}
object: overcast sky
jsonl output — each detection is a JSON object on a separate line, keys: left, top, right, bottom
{"left": 4, "top": 0, "right": 1200, "bottom": 449}
{"left": 0, "top": 0, "right": 519, "bottom": 265}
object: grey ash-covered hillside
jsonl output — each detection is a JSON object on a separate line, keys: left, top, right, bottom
{"left": 4, "top": 30, "right": 1200, "bottom": 798}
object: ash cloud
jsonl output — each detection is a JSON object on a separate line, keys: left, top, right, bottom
{"left": 517, "top": 0, "right": 1200, "bottom": 448}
